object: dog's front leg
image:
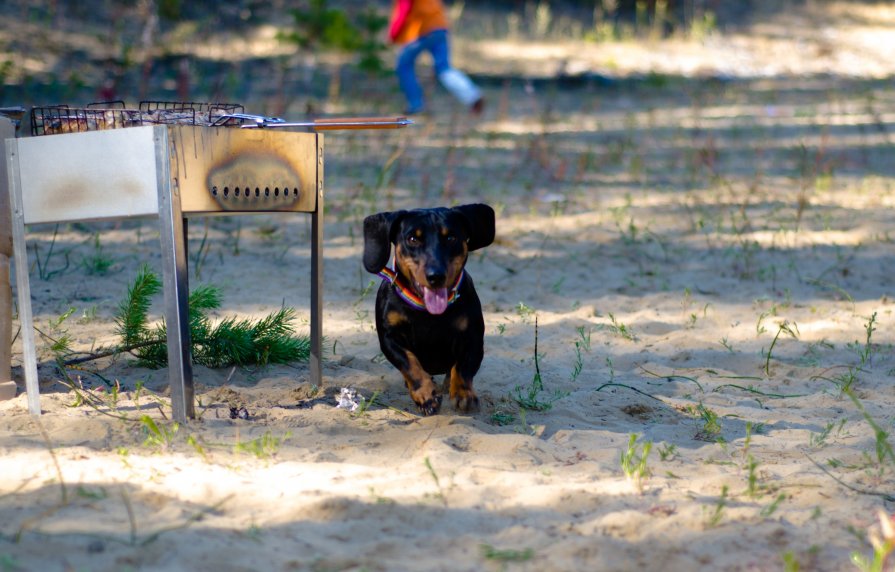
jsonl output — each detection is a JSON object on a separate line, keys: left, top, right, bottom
{"left": 401, "top": 350, "right": 442, "bottom": 415}
{"left": 382, "top": 340, "right": 442, "bottom": 415}
{"left": 448, "top": 365, "right": 479, "bottom": 412}
{"left": 449, "top": 344, "right": 482, "bottom": 412}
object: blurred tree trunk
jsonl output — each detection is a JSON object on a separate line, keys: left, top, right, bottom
{"left": 138, "top": 0, "right": 160, "bottom": 100}
{"left": 0, "top": 117, "right": 14, "bottom": 400}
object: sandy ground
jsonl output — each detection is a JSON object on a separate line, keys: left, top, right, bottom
{"left": 3, "top": 3, "right": 895, "bottom": 571}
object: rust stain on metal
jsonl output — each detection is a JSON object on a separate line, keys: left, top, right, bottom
{"left": 39, "top": 179, "right": 91, "bottom": 218}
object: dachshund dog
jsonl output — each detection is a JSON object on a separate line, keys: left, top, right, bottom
{"left": 363, "top": 204, "right": 495, "bottom": 415}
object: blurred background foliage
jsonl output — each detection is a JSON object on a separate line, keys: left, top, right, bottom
{"left": 0, "top": 0, "right": 857, "bottom": 111}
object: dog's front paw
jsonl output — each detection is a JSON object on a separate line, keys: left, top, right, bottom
{"left": 414, "top": 392, "right": 443, "bottom": 416}
{"left": 451, "top": 389, "right": 479, "bottom": 413}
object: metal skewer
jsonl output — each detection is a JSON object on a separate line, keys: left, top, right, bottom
{"left": 234, "top": 116, "right": 414, "bottom": 130}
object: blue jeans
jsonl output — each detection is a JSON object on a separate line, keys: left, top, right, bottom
{"left": 396, "top": 29, "right": 481, "bottom": 114}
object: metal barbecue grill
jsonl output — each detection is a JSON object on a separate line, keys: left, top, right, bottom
{"left": 4, "top": 101, "right": 410, "bottom": 423}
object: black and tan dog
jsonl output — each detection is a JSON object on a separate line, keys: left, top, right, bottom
{"left": 363, "top": 204, "right": 495, "bottom": 415}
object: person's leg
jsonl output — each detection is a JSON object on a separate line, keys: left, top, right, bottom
{"left": 396, "top": 38, "right": 427, "bottom": 114}
{"left": 427, "top": 29, "right": 482, "bottom": 109}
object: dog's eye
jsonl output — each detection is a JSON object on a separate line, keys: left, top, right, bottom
{"left": 407, "top": 235, "right": 422, "bottom": 246}
{"left": 445, "top": 234, "right": 457, "bottom": 243}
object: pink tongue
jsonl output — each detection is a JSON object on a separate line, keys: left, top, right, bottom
{"left": 423, "top": 287, "right": 449, "bottom": 315}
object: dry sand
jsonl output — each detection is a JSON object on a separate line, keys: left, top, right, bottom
{"left": 3, "top": 3, "right": 895, "bottom": 571}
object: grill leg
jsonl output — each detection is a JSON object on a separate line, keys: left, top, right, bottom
{"left": 310, "top": 139, "right": 324, "bottom": 389}
{"left": 156, "top": 131, "right": 194, "bottom": 423}
{"left": 6, "top": 139, "right": 41, "bottom": 415}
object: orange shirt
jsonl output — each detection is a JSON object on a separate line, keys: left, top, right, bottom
{"left": 389, "top": 0, "right": 450, "bottom": 44}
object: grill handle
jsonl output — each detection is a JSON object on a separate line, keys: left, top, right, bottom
{"left": 311, "top": 117, "right": 412, "bottom": 130}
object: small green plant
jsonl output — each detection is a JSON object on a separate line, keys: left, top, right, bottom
{"left": 513, "top": 318, "right": 567, "bottom": 411}
{"left": 81, "top": 233, "right": 115, "bottom": 275}
{"left": 620, "top": 433, "right": 653, "bottom": 491}
{"left": 847, "top": 390, "right": 895, "bottom": 472}
{"left": 745, "top": 454, "right": 761, "bottom": 498}
{"left": 234, "top": 430, "right": 291, "bottom": 459}
{"left": 764, "top": 320, "right": 799, "bottom": 377}
{"left": 140, "top": 415, "right": 179, "bottom": 451}
{"left": 691, "top": 403, "right": 722, "bottom": 440}
{"left": 569, "top": 328, "right": 590, "bottom": 383}
{"left": 704, "top": 485, "right": 728, "bottom": 528}
{"left": 719, "top": 336, "right": 734, "bottom": 352}
{"left": 824, "top": 313, "right": 881, "bottom": 395}
{"left": 515, "top": 301, "right": 536, "bottom": 323}
{"left": 490, "top": 408, "right": 515, "bottom": 426}
{"left": 32, "top": 224, "right": 70, "bottom": 280}
{"left": 424, "top": 457, "right": 448, "bottom": 507}
{"left": 760, "top": 493, "right": 786, "bottom": 518}
{"left": 604, "top": 312, "right": 636, "bottom": 341}
{"left": 480, "top": 544, "right": 535, "bottom": 564}
{"left": 809, "top": 420, "right": 840, "bottom": 449}
{"left": 44, "top": 307, "right": 77, "bottom": 360}
{"left": 351, "top": 390, "right": 381, "bottom": 418}
{"left": 851, "top": 510, "right": 895, "bottom": 572}
{"left": 658, "top": 443, "right": 677, "bottom": 461}
{"left": 854, "top": 312, "right": 878, "bottom": 365}
{"left": 187, "top": 435, "right": 210, "bottom": 462}
{"left": 783, "top": 551, "right": 801, "bottom": 572}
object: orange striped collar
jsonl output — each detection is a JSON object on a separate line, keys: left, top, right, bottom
{"left": 377, "top": 266, "right": 464, "bottom": 311}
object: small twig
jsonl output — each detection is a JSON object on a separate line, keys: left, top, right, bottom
{"left": 156, "top": 402, "right": 169, "bottom": 421}
{"left": 62, "top": 339, "right": 162, "bottom": 366}
{"left": 711, "top": 374, "right": 764, "bottom": 381}
{"left": 595, "top": 382, "right": 664, "bottom": 402}
{"left": 712, "top": 384, "right": 808, "bottom": 399}
{"left": 54, "top": 372, "right": 136, "bottom": 423}
{"left": 638, "top": 365, "right": 704, "bottom": 392}
{"left": 804, "top": 453, "right": 895, "bottom": 502}
{"left": 369, "top": 393, "right": 415, "bottom": 418}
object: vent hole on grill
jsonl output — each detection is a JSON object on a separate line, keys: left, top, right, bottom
{"left": 292, "top": 188, "right": 298, "bottom": 197}
{"left": 255, "top": 188, "right": 260, "bottom": 197}
{"left": 235, "top": 188, "right": 241, "bottom": 197}
{"left": 223, "top": 187, "right": 229, "bottom": 197}
{"left": 265, "top": 188, "right": 270, "bottom": 197}
{"left": 212, "top": 186, "right": 218, "bottom": 196}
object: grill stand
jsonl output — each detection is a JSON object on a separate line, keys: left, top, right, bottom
{"left": 155, "top": 128, "right": 196, "bottom": 420}
{"left": 6, "top": 125, "right": 325, "bottom": 423}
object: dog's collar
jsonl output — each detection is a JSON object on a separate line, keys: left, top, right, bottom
{"left": 377, "top": 266, "right": 464, "bottom": 312}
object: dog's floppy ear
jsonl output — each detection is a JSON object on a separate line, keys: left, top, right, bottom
{"left": 363, "top": 210, "right": 407, "bottom": 273}
{"left": 453, "top": 203, "right": 495, "bottom": 252}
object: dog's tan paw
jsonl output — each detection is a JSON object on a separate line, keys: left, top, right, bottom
{"left": 451, "top": 389, "right": 479, "bottom": 413}
{"left": 414, "top": 392, "right": 443, "bottom": 416}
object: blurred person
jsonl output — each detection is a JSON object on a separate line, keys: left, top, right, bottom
{"left": 389, "top": 0, "right": 484, "bottom": 115}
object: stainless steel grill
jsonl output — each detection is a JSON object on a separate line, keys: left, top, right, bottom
{"left": 4, "top": 102, "right": 409, "bottom": 422}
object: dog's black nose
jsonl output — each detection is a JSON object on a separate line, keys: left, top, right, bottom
{"left": 426, "top": 271, "right": 446, "bottom": 287}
